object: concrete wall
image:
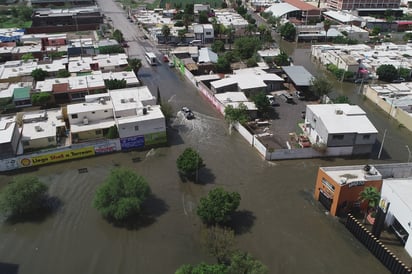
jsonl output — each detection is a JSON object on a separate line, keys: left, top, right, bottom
{"left": 117, "top": 117, "right": 165, "bottom": 139}
{"left": 24, "top": 136, "right": 56, "bottom": 150}
{"left": 365, "top": 86, "right": 412, "bottom": 132}
{"left": 233, "top": 122, "right": 253, "bottom": 145}
{"left": 69, "top": 108, "right": 114, "bottom": 124}
{"left": 267, "top": 146, "right": 353, "bottom": 160}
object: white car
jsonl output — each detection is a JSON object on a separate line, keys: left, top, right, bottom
{"left": 181, "top": 107, "right": 194, "bottom": 119}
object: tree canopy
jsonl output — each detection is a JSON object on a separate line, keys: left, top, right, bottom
{"left": 197, "top": 187, "right": 241, "bottom": 225}
{"left": 376, "top": 64, "right": 398, "bottom": 82}
{"left": 279, "top": 22, "right": 296, "bottom": 41}
{"left": 227, "top": 251, "right": 268, "bottom": 274}
{"left": 56, "top": 69, "right": 71, "bottom": 78}
{"left": 359, "top": 186, "right": 381, "bottom": 211}
{"left": 224, "top": 103, "right": 249, "bottom": 125}
{"left": 234, "top": 37, "right": 262, "bottom": 60}
{"left": 93, "top": 168, "right": 151, "bottom": 222}
{"left": 0, "top": 176, "right": 48, "bottom": 217}
{"left": 176, "top": 148, "right": 205, "bottom": 179}
{"left": 112, "top": 29, "right": 124, "bottom": 43}
{"left": 161, "top": 25, "right": 171, "bottom": 42}
{"left": 128, "top": 58, "right": 142, "bottom": 76}
{"left": 31, "top": 68, "right": 49, "bottom": 81}
{"left": 31, "top": 92, "right": 51, "bottom": 106}
{"left": 309, "top": 76, "right": 333, "bottom": 99}
{"left": 175, "top": 263, "right": 228, "bottom": 274}
{"left": 252, "top": 92, "right": 271, "bottom": 118}
{"left": 104, "top": 79, "right": 127, "bottom": 90}
{"left": 201, "top": 225, "right": 235, "bottom": 263}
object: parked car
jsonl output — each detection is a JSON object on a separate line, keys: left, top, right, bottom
{"left": 181, "top": 107, "right": 195, "bottom": 119}
{"left": 162, "top": 55, "right": 169, "bottom": 62}
{"left": 281, "top": 93, "right": 294, "bottom": 103}
{"left": 168, "top": 61, "right": 175, "bottom": 68}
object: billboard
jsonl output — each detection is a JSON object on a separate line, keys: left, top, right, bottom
{"left": 19, "top": 147, "right": 95, "bottom": 167}
{"left": 120, "top": 135, "right": 144, "bottom": 150}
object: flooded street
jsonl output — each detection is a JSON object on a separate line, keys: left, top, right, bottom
{"left": 2, "top": 40, "right": 411, "bottom": 273}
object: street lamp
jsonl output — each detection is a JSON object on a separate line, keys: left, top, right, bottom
{"left": 406, "top": 145, "right": 412, "bottom": 163}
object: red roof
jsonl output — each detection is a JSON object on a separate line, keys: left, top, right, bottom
{"left": 283, "top": 0, "right": 320, "bottom": 11}
{"left": 397, "top": 21, "right": 412, "bottom": 25}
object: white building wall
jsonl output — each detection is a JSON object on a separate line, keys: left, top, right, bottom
{"left": 382, "top": 181, "right": 412, "bottom": 257}
{"left": 117, "top": 117, "right": 165, "bottom": 138}
{"left": 69, "top": 109, "right": 114, "bottom": 125}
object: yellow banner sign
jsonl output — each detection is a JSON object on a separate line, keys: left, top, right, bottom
{"left": 20, "top": 147, "right": 95, "bottom": 167}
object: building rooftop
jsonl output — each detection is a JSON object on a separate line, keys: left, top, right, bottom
{"left": 323, "top": 10, "right": 363, "bottom": 23}
{"left": 383, "top": 178, "right": 412, "bottom": 211}
{"left": 67, "top": 97, "right": 113, "bottom": 114}
{"left": 102, "top": 71, "right": 140, "bottom": 86}
{"left": 264, "top": 3, "right": 300, "bottom": 17}
{"left": 21, "top": 109, "right": 65, "bottom": 141}
{"left": 307, "top": 104, "right": 378, "bottom": 134}
{"left": 70, "top": 118, "right": 115, "bottom": 133}
{"left": 0, "top": 115, "right": 16, "bottom": 144}
{"left": 116, "top": 105, "right": 164, "bottom": 125}
{"left": 198, "top": 48, "right": 218, "bottom": 63}
{"left": 282, "top": 66, "right": 314, "bottom": 86}
{"left": 321, "top": 165, "right": 382, "bottom": 186}
{"left": 109, "top": 86, "right": 155, "bottom": 104}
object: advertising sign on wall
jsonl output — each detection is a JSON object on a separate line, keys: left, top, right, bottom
{"left": 120, "top": 135, "right": 144, "bottom": 150}
{"left": 94, "top": 140, "right": 120, "bottom": 155}
{"left": 19, "top": 147, "right": 95, "bottom": 167}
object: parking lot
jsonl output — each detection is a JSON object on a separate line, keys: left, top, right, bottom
{"left": 252, "top": 91, "right": 312, "bottom": 150}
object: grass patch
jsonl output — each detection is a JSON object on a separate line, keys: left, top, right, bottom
{"left": 0, "top": 19, "right": 31, "bottom": 28}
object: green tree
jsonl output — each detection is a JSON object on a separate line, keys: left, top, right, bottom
{"left": 224, "top": 103, "right": 249, "bottom": 126}
{"left": 31, "top": 68, "right": 48, "bottom": 81}
{"left": 399, "top": 67, "right": 411, "bottom": 80}
{"left": 176, "top": 148, "right": 205, "bottom": 179}
{"left": 161, "top": 25, "right": 171, "bottom": 43}
{"left": 252, "top": 92, "right": 271, "bottom": 118}
{"left": 212, "top": 40, "right": 225, "bottom": 53}
{"left": 197, "top": 187, "right": 241, "bottom": 225}
{"left": 332, "top": 95, "right": 350, "bottom": 104}
{"left": 93, "top": 168, "right": 151, "bottom": 222}
{"left": 106, "top": 125, "right": 119, "bottom": 139}
{"left": 234, "top": 37, "right": 261, "bottom": 59}
{"left": 0, "top": 176, "right": 48, "bottom": 217}
{"left": 178, "top": 29, "right": 187, "bottom": 42}
{"left": 227, "top": 251, "right": 268, "bottom": 274}
{"left": 246, "top": 57, "right": 257, "bottom": 67}
{"left": 376, "top": 64, "right": 398, "bottom": 82}
{"left": 216, "top": 56, "right": 231, "bottom": 73}
{"left": 279, "top": 22, "right": 296, "bottom": 41}
{"left": 309, "top": 76, "right": 333, "bottom": 99}
{"left": 359, "top": 186, "right": 381, "bottom": 212}
{"left": 31, "top": 92, "right": 51, "bottom": 106}
{"left": 199, "top": 10, "right": 209, "bottom": 24}
{"left": 104, "top": 79, "right": 127, "bottom": 90}
{"left": 175, "top": 263, "right": 228, "bottom": 274}
{"left": 112, "top": 29, "right": 124, "bottom": 43}
{"left": 323, "top": 19, "right": 332, "bottom": 41}
{"left": 56, "top": 69, "right": 71, "bottom": 78}
{"left": 274, "top": 51, "right": 290, "bottom": 66}
{"left": 99, "top": 45, "right": 125, "bottom": 54}
{"left": 128, "top": 58, "right": 142, "bottom": 76}
{"left": 201, "top": 225, "right": 235, "bottom": 263}
{"left": 22, "top": 53, "right": 34, "bottom": 62}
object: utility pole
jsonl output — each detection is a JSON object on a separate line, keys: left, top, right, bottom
{"left": 378, "top": 129, "right": 387, "bottom": 159}
{"left": 406, "top": 145, "right": 412, "bottom": 163}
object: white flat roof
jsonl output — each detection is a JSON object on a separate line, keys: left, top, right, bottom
{"left": 110, "top": 89, "right": 144, "bottom": 113}
{"left": 116, "top": 105, "right": 164, "bottom": 125}
{"left": 307, "top": 104, "right": 378, "bottom": 134}
{"left": 21, "top": 109, "right": 65, "bottom": 141}
{"left": 110, "top": 86, "right": 154, "bottom": 103}
{"left": 102, "top": 71, "right": 140, "bottom": 86}
{"left": 215, "top": 92, "right": 249, "bottom": 102}
{"left": 0, "top": 116, "right": 16, "bottom": 144}
{"left": 212, "top": 68, "right": 283, "bottom": 90}
{"left": 384, "top": 178, "right": 412, "bottom": 209}
{"left": 67, "top": 99, "right": 113, "bottom": 114}
{"left": 321, "top": 165, "right": 382, "bottom": 185}
{"left": 265, "top": 3, "right": 299, "bottom": 17}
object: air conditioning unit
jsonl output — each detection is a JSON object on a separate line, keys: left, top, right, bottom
{"left": 335, "top": 109, "right": 343, "bottom": 115}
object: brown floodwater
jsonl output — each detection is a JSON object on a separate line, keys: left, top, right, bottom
{"left": 2, "top": 36, "right": 411, "bottom": 274}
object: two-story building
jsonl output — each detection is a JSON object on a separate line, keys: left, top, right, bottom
{"left": 305, "top": 104, "right": 378, "bottom": 155}
{"left": 193, "top": 24, "right": 214, "bottom": 44}
{"left": 0, "top": 115, "right": 21, "bottom": 159}
{"left": 110, "top": 87, "right": 166, "bottom": 150}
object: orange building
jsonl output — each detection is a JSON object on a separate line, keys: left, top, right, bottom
{"left": 314, "top": 165, "right": 383, "bottom": 216}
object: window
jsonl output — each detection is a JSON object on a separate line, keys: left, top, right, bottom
{"left": 22, "top": 140, "right": 29, "bottom": 146}
{"left": 92, "top": 111, "right": 95, "bottom": 114}
{"left": 206, "top": 32, "right": 211, "bottom": 35}
{"left": 134, "top": 125, "right": 139, "bottom": 131}
{"left": 71, "top": 114, "right": 78, "bottom": 119}
{"left": 95, "top": 130, "right": 102, "bottom": 135}
{"left": 363, "top": 134, "right": 370, "bottom": 140}
{"left": 104, "top": 110, "right": 108, "bottom": 113}
{"left": 72, "top": 133, "right": 79, "bottom": 139}
{"left": 332, "top": 134, "right": 344, "bottom": 140}
{"left": 48, "top": 137, "right": 54, "bottom": 142}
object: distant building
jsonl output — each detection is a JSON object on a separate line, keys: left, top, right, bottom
{"left": 326, "top": 0, "right": 399, "bottom": 10}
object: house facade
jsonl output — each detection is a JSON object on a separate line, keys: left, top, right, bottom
{"left": 305, "top": 104, "right": 378, "bottom": 155}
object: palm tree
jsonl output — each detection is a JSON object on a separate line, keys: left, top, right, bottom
{"left": 359, "top": 186, "right": 381, "bottom": 223}
{"left": 323, "top": 19, "right": 332, "bottom": 42}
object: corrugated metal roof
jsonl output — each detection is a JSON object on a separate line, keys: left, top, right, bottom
{"left": 13, "top": 87, "right": 30, "bottom": 100}
{"left": 282, "top": 66, "right": 314, "bottom": 86}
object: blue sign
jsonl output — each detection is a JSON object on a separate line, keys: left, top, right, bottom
{"left": 120, "top": 135, "right": 145, "bottom": 150}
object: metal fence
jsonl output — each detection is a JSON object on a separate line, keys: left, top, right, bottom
{"left": 345, "top": 214, "right": 412, "bottom": 274}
